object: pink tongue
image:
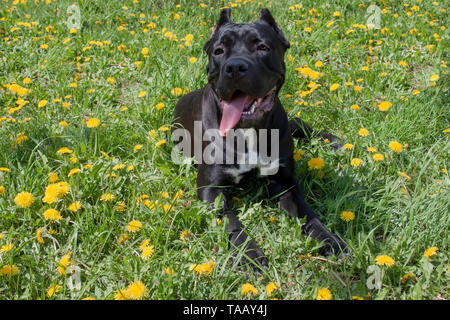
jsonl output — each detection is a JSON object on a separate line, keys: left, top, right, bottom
{"left": 219, "top": 92, "right": 253, "bottom": 136}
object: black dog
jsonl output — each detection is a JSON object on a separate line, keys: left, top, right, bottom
{"left": 173, "top": 8, "right": 347, "bottom": 270}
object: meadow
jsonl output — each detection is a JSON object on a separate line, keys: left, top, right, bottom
{"left": 0, "top": 0, "right": 448, "bottom": 300}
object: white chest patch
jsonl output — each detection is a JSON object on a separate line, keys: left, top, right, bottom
{"left": 225, "top": 150, "right": 280, "bottom": 183}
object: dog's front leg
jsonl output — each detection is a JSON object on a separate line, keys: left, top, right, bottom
{"left": 197, "top": 164, "right": 268, "bottom": 270}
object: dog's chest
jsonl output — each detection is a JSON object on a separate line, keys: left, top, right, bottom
{"left": 225, "top": 150, "right": 280, "bottom": 183}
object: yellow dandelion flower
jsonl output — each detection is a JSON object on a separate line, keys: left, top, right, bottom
{"left": 55, "top": 181, "right": 70, "bottom": 197}
{"left": 375, "top": 255, "right": 395, "bottom": 267}
{"left": 0, "top": 264, "right": 19, "bottom": 276}
{"left": 139, "top": 240, "right": 151, "bottom": 251}
{"left": 14, "top": 191, "right": 34, "bottom": 208}
{"left": 36, "top": 228, "right": 45, "bottom": 244}
{"left": 367, "top": 147, "right": 377, "bottom": 152}
{"left": 127, "top": 220, "right": 142, "bottom": 233}
{"left": 165, "top": 267, "right": 175, "bottom": 276}
{"left": 43, "top": 184, "right": 60, "bottom": 204}
{"left": 138, "top": 90, "right": 147, "bottom": 97}
{"left": 141, "top": 245, "right": 154, "bottom": 260}
{"left": 379, "top": 101, "right": 392, "bottom": 111}
{"left": 155, "top": 139, "right": 166, "bottom": 147}
{"left": 43, "top": 208, "right": 62, "bottom": 222}
{"left": 316, "top": 287, "right": 332, "bottom": 300}
{"left": 57, "top": 251, "right": 72, "bottom": 275}
{"left": 100, "top": 193, "right": 114, "bottom": 201}
{"left": 48, "top": 172, "right": 59, "bottom": 182}
{"left": 47, "top": 284, "right": 61, "bottom": 298}
{"left": 180, "top": 230, "right": 191, "bottom": 242}
{"left": 389, "top": 141, "right": 402, "bottom": 153}
{"left": 351, "top": 158, "right": 363, "bottom": 167}
{"left": 173, "top": 190, "right": 183, "bottom": 200}
{"left": 38, "top": 100, "right": 48, "bottom": 108}
{"left": 266, "top": 282, "right": 278, "bottom": 297}
{"left": 344, "top": 143, "right": 353, "bottom": 150}
{"left": 308, "top": 158, "right": 325, "bottom": 170}
{"left": 398, "top": 61, "right": 407, "bottom": 67}
{"left": 340, "top": 211, "right": 355, "bottom": 222}
{"left": 330, "top": 83, "right": 339, "bottom": 91}
{"left": 424, "top": 246, "right": 438, "bottom": 259}
{"left": 160, "top": 192, "right": 169, "bottom": 198}
{"left": 430, "top": 74, "right": 439, "bottom": 81}
{"left": 397, "top": 171, "right": 411, "bottom": 181}
{"left": 0, "top": 243, "right": 12, "bottom": 253}
{"left": 189, "top": 57, "right": 197, "bottom": 64}
{"left": 133, "top": 144, "right": 143, "bottom": 152}
{"left": 373, "top": 153, "right": 384, "bottom": 162}
{"left": 141, "top": 47, "right": 149, "bottom": 55}
{"left": 315, "top": 61, "right": 324, "bottom": 68}
{"left": 171, "top": 87, "right": 183, "bottom": 96}
{"left": 126, "top": 281, "right": 148, "bottom": 300}
{"left": 0, "top": 186, "right": 5, "bottom": 195}
{"left": 112, "top": 163, "right": 125, "bottom": 171}
{"left": 242, "top": 283, "right": 259, "bottom": 296}
{"left": 57, "top": 147, "right": 73, "bottom": 155}
{"left": 68, "top": 168, "right": 81, "bottom": 177}
{"left": 401, "top": 273, "right": 415, "bottom": 283}
{"left": 351, "top": 104, "right": 360, "bottom": 111}
{"left": 114, "top": 289, "right": 130, "bottom": 300}
{"left": 156, "top": 102, "right": 165, "bottom": 110}
{"left": 68, "top": 201, "right": 82, "bottom": 212}
{"left": 294, "top": 149, "right": 304, "bottom": 161}
{"left": 86, "top": 118, "right": 100, "bottom": 128}
{"left": 358, "top": 128, "right": 369, "bottom": 136}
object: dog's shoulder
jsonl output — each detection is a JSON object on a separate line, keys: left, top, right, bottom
{"left": 175, "top": 88, "right": 204, "bottom": 109}
{"left": 174, "top": 88, "right": 205, "bottom": 128}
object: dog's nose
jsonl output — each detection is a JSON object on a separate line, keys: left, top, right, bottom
{"left": 224, "top": 59, "right": 249, "bottom": 79}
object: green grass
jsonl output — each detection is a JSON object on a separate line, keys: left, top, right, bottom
{"left": 0, "top": 0, "right": 448, "bottom": 300}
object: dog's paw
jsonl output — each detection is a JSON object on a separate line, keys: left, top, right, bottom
{"left": 302, "top": 217, "right": 348, "bottom": 257}
{"left": 319, "top": 234, "right": 348, "bottom": 258}
{"left": 229, "top": 232, "right": 269, "bottom": 273}
{"left": 319, "top": 133, "right": 344, "bottom": 151}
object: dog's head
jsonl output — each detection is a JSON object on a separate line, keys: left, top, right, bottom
{"left": 203, "top": 8, "right": 290, "bottom": 136}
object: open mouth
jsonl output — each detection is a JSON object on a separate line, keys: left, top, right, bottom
{"left": 218, "top": 87, "right": 276, "bottom": 136}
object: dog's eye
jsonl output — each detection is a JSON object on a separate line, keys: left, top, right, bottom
{"left": 214, "top": 48, "right": 224, "bottom": 55}
{"left": 257, "top": 44, "right": 270, "bottom": 51}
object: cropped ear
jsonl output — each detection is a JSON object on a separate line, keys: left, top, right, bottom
{"left": 259, "top": 8, "right": 290, "bottom": 49}
{"left": 203, "top": 8, "right": 232, "bottom": 53}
